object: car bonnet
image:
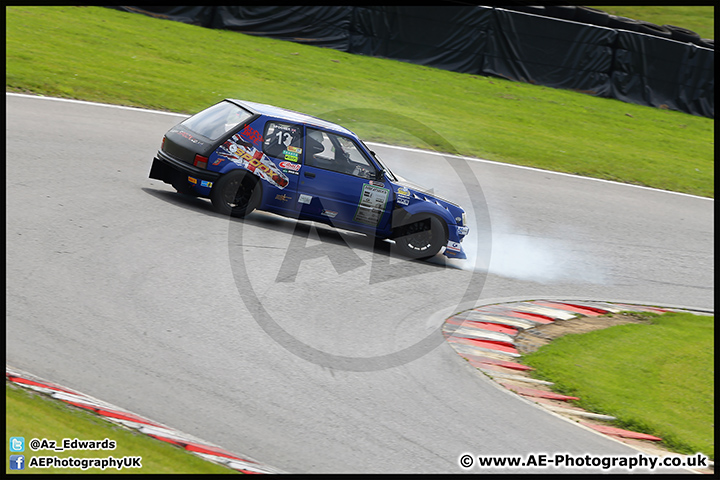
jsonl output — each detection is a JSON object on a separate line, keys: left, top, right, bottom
{"left": 392, "top": 173, "right": 460, "bottom": 209}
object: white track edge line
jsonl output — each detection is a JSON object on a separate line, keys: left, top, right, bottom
{"left": 6, "top": 92, "right": 712, "bottom": 201}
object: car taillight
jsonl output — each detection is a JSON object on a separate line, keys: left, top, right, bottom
{"left": 193, "top": 154, "right": 208, "bottom": 169}
{"left": 161, "top": 136, "right": 166, "bottom": 150}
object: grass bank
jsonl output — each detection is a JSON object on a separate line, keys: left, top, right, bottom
{"left": 5, "top": 6, "right": 714, "bottom": 197}
{"left": 522, "top": 311, "right": 714, "bottom": 460}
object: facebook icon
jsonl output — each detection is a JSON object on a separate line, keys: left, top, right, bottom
{"left": 10, "top": 455, "right": 25, "bottom": 470}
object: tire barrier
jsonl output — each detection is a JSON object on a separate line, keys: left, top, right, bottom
{"left": 635, "top": 21, "right": 673, "bottom": 39}
{"left": 607, "top": 15, "right": 642, "bottom": 31}
{"left": 504, "top": 5, "right": 546, "bottom": 16}
{"left": 572, "top": 6, "right": 610, "bottom": 27}
{"left": 663, "top": 24, "right": 701, "bottom": 43}
{"left": 698, "top": 38, "right": 713, "bottom": 49}
{"left": 544, "top": 5, "right": 576, "bottom": 21}
{"left": 108, "top": 6, "right": 714, "bottom": 118}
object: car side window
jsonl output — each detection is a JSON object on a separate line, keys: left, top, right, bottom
{"left": 305, "top": 128, "right": 378, "bottom": 179}
{"left": 263, "top": 121, "right": 303, "bottom": 163}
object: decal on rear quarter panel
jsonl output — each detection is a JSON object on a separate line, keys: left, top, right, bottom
{"left": 217, "top": 135, "right": 289, "bottom": 189}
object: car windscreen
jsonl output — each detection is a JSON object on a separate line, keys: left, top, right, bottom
{"left": 180, "top": 101, "right": 253, "bottom": 141}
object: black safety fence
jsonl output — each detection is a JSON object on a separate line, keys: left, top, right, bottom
{"left": 110, "top": 6, "right": 714, "bottom": 118}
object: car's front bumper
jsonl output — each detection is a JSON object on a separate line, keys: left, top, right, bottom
{"left": 443, "top": 241, "right": 467, "bottom": 259}
{"left": 443, "top": 224, "right": 469, "bottom": 259}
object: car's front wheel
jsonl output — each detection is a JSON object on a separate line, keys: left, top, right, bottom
{"left": 394, "top": 214, "right": 447, "bottom": 260}
{"left": 210, "top": 170, "right": 261, "bottom": 217}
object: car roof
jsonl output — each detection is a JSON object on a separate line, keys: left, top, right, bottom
{"left": 228, "top": 99, "right": 355, "bottom": 137}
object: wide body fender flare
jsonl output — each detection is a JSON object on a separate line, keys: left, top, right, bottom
{"left": 391, "top": 204, "right": 457, "bottom": 239}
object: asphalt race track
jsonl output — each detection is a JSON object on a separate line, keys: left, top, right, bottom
{"left": 6, "top": 93, "right": 714, "bottom": 473}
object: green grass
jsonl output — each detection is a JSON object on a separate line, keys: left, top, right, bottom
{"left": 590, "top": 6, "right": 715, "bottom": 39}
{"left": 522, "top": 312, "right": 714, "bottom": 460}
{"left": 5, "top": 6, "right": 714, "bottom": 197}
{"left": 6, "top": 383, "right": 237, "bottom": 474}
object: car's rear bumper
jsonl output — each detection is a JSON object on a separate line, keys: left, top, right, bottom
{"left": 149, "top": 150, "right": 220, "bottom": 186}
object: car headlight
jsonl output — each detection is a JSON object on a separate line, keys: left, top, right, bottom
{"left": 461, "top": 212, "right": 467, "bottom": 226}
{"left": 457, "top": 226, "right": 470, "bottom": 236}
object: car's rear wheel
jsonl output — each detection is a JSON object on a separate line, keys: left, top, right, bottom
{"left": 394, "top": 214, "right": 447, "bottom": 260}
{"left": 211, "top": 170, "right": 261, "bottom": 217}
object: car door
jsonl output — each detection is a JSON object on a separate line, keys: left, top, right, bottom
{"left": 298, "top": 128, "right": 392, "bottom": 233}
{"left": 257, "top": 119, "right": 304, "bottom": 212}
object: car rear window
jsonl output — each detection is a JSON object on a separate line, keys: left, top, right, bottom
{"left": 180, "top": 101, "right": 253, "bottom": 141}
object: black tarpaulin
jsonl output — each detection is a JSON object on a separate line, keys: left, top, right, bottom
{"left": 611, "top": 30, "right": 714, "bottom": 116}
{"left": 107, "top": 6, "right": 713, "bottom": 118}
{"left": 484, "top": 9, "right": 616, "bottom": 96}
{"left": 210, "top": 6, "right": 351, "bottom": 50}
{"left": 349, "top": 6, "right": 492, "bottom": 74}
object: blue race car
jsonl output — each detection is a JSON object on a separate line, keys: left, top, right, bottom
{"left": 149, "top": 99, "right": 469, "bottom": 259}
